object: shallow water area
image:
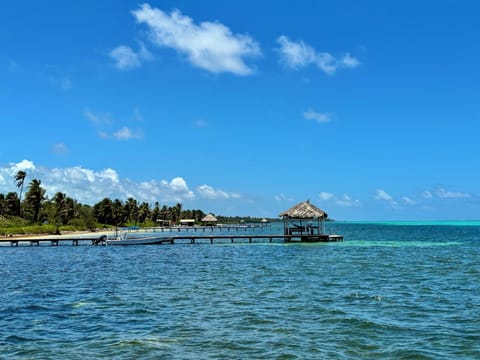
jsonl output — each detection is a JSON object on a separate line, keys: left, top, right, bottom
{"left": 1, "top": 222, "right": 479, "bottom": 359}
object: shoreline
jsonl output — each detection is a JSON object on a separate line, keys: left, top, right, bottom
{"left": 3, "top": 229, "right": 115, "bottom": 241}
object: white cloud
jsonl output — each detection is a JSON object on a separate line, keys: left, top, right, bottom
{"left": 110, "top": 46, "right": 141, "bottom": 70}
{"left": 375, "top": 189, "right": 393, "bottom": 202}
{"left": 158, "top": 177, "right": 195, "bottom": 202}
{"left": 422, "top": 190, "right": 433, "bottom": 199}
{"left": 318, "top": 192, "right": 360, "bottom": 207}
{"left": 132, "top": 4, "right": 261, "bottom": 75}
{"left": 10, "top": 160, "right": 36, "bottom": 175}
{"left": 421, "top": 188, "right": 472, "bottom": 200}
{"left": 196, "top": 185, "right": 241, "bottom": 200}
{"left": 84, "top": 109, "right": 143, "bottom": 140}
{"left": 402, "top": 196, "right": 416, "bottom": 205}
{"left": 336, "top": 194, "right": 361, "bottom": 207}
{"left": 319, "top": 192, "right": 334, "bottom": 201}
{"left": 98, "top": 168, "right": 120, "bottom": 183}
{"left": 197, "top": 184, "right": 230, "bottom": 199}
{"left": 341, "top": 53, "right": 360, "bottom": 68}
{"left": 127, "top": 177, "right": 195, "bottom": 204}
{"left": 315, "top": 52, "right": 337, "bottom": 75}
{"left": 274, "top": 193, "right": 294, "bottom": 201}
{"left": 63, "top": 166, "right": 96, "bottom": 183}
{"left": 230, "top": 192, "right": 242, "bottom": 199}
{"left": 84, "top": 109, "right": 112, "bottom": 126}
{"left": 374, "top": 189, "right": 399, "bottom": 208}
{"left": 436, "top": 188, "right": 471, "bottom": 199}
{"left": 0, "top": 161, "right": 206, "bottom": 205}
{"left": 110, "top": 43, "right": 152, "bottom": 70}
{"left": 0, "top": 160, "right": 36, "bottom": 186}
{"left": 276, "top": 35, "right": 316, "bottom": 69}
{"left": 319, "top": 192, "right": 335, "bottom": 201}
{"left": 304, "top": 109, "right": 331, "bottom": 123}
{"left": 277, "top": 35, "right": 360, "bottom": 75}
{"left": 113, "top": 126, "right": 143, "bottom": 140}
{"left": 168, "top": 177, "right": 190, "bottom": 193}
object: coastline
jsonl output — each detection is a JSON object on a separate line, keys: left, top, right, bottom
{"left": 3, "top": 229, "right": 115, "bottom": 241}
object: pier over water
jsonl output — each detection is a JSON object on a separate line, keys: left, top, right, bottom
{"left": 0, "top": 223, "right": 343, "bottom": 246}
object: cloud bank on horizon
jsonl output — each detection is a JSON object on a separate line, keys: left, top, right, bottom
{"left": 0, "top": 160, "right": 235, "bottom": 206}
{"left": 0, "top": 160, "right": 476, "bottom": 219}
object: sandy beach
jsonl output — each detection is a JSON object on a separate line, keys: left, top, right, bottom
{"left": 2, "top": 229, "right": 115, "bottom": 241}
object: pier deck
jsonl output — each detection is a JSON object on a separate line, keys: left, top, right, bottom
{"left": 139, "top": 234, "right": 343, "bottom": 244}
{"left": 0, "top": 233, "right": 343, "bottom": 246}
{"left": 0, "top": 236, "right": 105, "bottom": 247}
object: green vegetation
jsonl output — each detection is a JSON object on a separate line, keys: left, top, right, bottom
{"left": 0, "top": 171, "right": 270, "bottom": 237}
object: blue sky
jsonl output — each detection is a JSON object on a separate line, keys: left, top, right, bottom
{"left": 1, "top": 1, "right": 480, "bottom": 220}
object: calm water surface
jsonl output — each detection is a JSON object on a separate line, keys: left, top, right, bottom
{"left": 1, "top": 222, "right": 479, "bottom": 359}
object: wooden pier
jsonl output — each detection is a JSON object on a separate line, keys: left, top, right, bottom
{"left": 1, "top": 201, "right": 347, "bottom": 247}
{"left": 134, "top": 224, "right": 267, "bottom": 233}
{"left": 0, "top": 236, "right": 106, "bottom": 247}
{"left": 133, "top": 234, "right": 343, "bottom": 245}
{"left": 0, "top": 233, "right": 343, "bottom": 246}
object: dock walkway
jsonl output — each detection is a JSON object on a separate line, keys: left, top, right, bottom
{"left": 134, "top": 234, "right": 343, "bottom": 245}
{"left": 1, "top": 236, "right": 105, "bottom": 247}
{"left": 0, "top": 233, "right": 343, "bottom": 246}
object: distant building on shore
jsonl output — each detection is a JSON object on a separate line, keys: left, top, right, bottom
{"left": 180, "top": 219, "right": 195, "bottom": 227}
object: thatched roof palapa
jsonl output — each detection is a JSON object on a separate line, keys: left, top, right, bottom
{"left": 279, "top": 200, "right": 328, "bottom": 219}
{"left": 201, "top": 214, "right": 218, "bottom": 222}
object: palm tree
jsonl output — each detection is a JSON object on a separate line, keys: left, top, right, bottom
{"left": 151, "top": 201, "right": 160, "bottom": 223}
{"left": 24, "top": 179, "right": 46, "bottom": 223}
{"left": 172, "top": 203, "right": 182, "bottom": 224}
{"left": 4, "top": 192, "right": 20, "bottom": 216}
{"left": 14, "top": 170, "right": 26, "bottom": 216}
{"left": 112, "top": 199, "right": 127, "bottom": 229}
{"left": 93, "top": 198, "right": 113, "bottom": 225}
{"left": 124, "top": 197, "right": 138, "bottom": 224}
{"left": 137, "top": 202, "right": 151, "bottom": 224}
{"left": 50, "top": 192, "right": 77, "bottom": 233}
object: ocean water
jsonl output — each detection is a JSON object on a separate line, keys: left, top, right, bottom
{"left": 1, "top": 222, "right": 479, "bottom": 359}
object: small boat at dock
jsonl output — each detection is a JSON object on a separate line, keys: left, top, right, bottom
{"left": 105, "top": 233, "right": 174, "bottom": 245}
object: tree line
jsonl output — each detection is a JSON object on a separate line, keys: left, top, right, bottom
{"left": 0, "top": 171, "right": 208, "bottom": 231}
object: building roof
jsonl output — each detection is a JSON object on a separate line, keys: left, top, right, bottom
{"left": 202, "top": 214, "right": 218, "bottom": 222}
{"left": 278, "top": 200, "right": 328, "bottom": 219}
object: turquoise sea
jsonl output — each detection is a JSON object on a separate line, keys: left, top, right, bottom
{"left": 1, "top": 221, "right": 479, "bottom": 359}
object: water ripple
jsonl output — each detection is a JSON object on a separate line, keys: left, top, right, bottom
{"left": 1, "top": 224, "right": 480, "bottom": 358}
